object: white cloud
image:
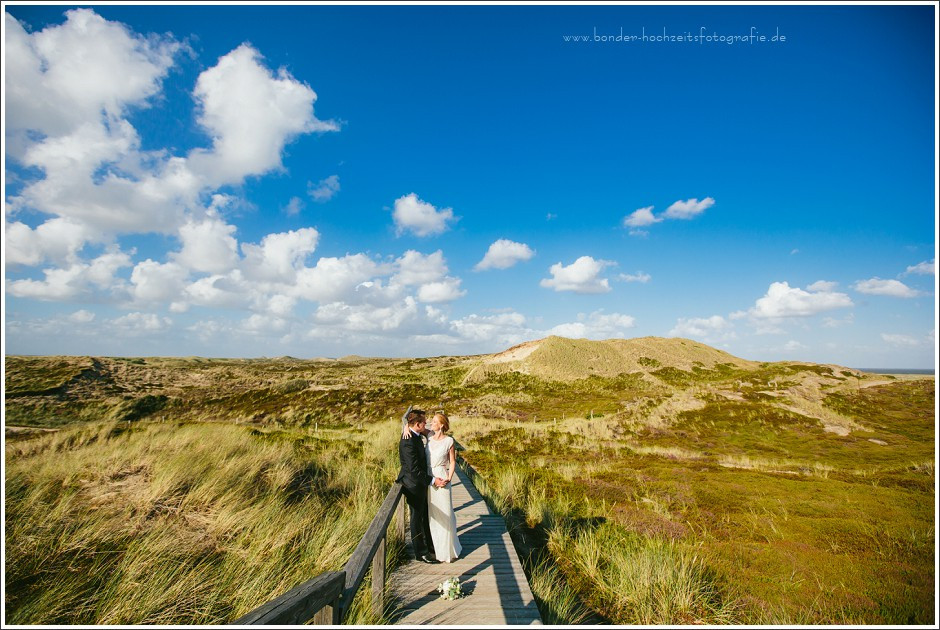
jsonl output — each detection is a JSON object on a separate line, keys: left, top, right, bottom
{"left": 622, "top": 206, "right": 660, "bottom": 228}
{"left": 241, "top": 227, "right": 319, "bottom": 282}
{"left": 668, "top": 315, "right": 734, "bottom": 343}
{"left": 547, "top": 310, "right": 635, "bottom": 340}
{"left": 110, "top": 312, "right": 172, "bottom": 335}
{"left": 5, "top": 217, "right": 94, "bottom": 266}
{"left": 4, "top": 9, "right": 179, "bottom": 139}
{"left": 662, "top": 197, "right": 715, "bottom": 220}
{"left": 540, "top": 256, "right": 613, "bottom": 294}
{"left": 393, "top": 250, "right": 448, "bottom": 286}
{"left": 880, "top": 333, "right": 920, "bottom": 347}
{"left": 9, "top": 250, "right": 132, "bottom": 301}
{"left": 417, "top": 278, "right": 466, "bottom": 303}
{"left": 69, "top": 309, "right": 96, "bottom": 323}
{"left": 184, "top": 272, "right": 250, "bottom": 310}
{"left": 618, "top": 271, "right": 651, "bottom": 283}
{"left": 294, "top": 254, "right": 384, "bottom": 303}
{"left": 130, "top": 260, "right": 189, "bottom": 304}
{"left": 450, "top": 311, "right": 531, "bottom": 344}
{"left": 475, "top": 239, "right": 535, "bottom": 271}
{"left": 749, "top": 281, "right": 853, "bottom": 318}
{"left": 392, "top": 193, "right": 456, "bottom": 237}
{"left": 172, "top": 213, "right": 239, "bottom": 274}
{"left": 904, "top": 259, "right": 935, "bottom": 275}
{"left": 806, "top": 280, "right": 838, "bottom": 292}
{"left": 822, "top": 313, "right": 855, "bottom": 328}
{"left": 308, "top": 175, "right": 340, "bottom": 202}
{"left": 283, "top": 196, "right": 304, "bottom": 216}
{"left": 782, "top": 340, "right": 807, "bottom": 352}
{"left": 187, "top": 44, "right": 338, "bottom": 187}
{"left": 853, "top": 278, "right": 920, "bottom": 298}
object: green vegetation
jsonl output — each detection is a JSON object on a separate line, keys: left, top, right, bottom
{"left": 453, "top": 376, "right": 935, "bottom": 624}
{"left": 4, "top": 338, "right": 935, "bottom": 625}
{"left": 5, "top": 419, "right": 406, "bottom": 624}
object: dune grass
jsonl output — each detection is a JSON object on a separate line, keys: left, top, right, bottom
{"left": 5, "top": 419, "right": 405, "bottom": 625}
{"left": 452, "top": 377, "right": 935, "bottom": 625}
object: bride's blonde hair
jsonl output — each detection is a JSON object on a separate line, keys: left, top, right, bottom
{"left": 432, "top": 411, "right": 450, "bottom": 433}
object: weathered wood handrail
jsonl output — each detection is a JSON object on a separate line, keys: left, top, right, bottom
{"left": 232, "top": 481, "right": 406, "bottom": 625}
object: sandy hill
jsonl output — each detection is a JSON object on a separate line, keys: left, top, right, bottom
{"left": 463, "top": 336, "right": 759, "bottom": 383}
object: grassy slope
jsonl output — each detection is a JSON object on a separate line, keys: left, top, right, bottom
{"left": 4, "top": 339, "right": 934, "bottom": 624}
{"left": 4, "top": 420, "right": 406, "bottom": 624}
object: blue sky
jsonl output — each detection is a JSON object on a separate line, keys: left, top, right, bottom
{"left": 3, "top": 2, "right": 937, "bottom": 367}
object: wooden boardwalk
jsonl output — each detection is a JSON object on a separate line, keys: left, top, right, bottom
{"left": 387, "top": 465, "right": 543, "bottom": 625}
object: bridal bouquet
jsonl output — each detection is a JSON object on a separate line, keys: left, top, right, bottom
{"left": 436, "top": 576, "right": 464, "bottom": 600}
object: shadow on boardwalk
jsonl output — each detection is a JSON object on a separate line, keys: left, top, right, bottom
{"left": 386, "top": 466, "right": 543, "bottom": 625}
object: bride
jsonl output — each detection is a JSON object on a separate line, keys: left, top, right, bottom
{"left": 425, "top": 412, "right": 461, "bottom": 563}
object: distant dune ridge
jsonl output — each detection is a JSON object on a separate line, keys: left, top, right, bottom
{"left": 468, "top": 335, "right": 759, "bottom": 383}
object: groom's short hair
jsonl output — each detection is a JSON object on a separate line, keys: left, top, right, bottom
{"left": 406, "top": 408, "right": 426, "bottom": 425}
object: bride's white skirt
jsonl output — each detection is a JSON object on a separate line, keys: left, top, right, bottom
{"left": 428, "top": 466, "right": 462, "bottom": 562}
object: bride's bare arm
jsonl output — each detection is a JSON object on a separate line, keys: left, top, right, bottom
{"left": 446, "top": 441, "right": 456, "bottom": 483}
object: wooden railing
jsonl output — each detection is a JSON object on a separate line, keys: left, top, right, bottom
{"left": 232, "top": 483, "right": 406, "bottom": 625}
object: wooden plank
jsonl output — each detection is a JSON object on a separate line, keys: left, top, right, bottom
{"left": 388, "top": 464, "right": 542, "bottom": 625}
{"left": 232, "top": 570, "right": 344, "bottom": 625}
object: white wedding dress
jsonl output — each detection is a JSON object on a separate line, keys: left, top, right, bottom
{"left": 427, "top": 435, "right": 462, "bottom": 563}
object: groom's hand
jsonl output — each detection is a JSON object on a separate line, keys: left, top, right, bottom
{"left": 433, "top": 477, "right": 446, "bottom": 488}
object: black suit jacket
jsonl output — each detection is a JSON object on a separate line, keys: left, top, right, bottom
{"left": 397, "top": 431, "right": 432, "bottom": 490}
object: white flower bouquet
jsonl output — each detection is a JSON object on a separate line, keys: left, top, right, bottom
{"left": 436, "top": 576, "right": 464, "bottom": 600}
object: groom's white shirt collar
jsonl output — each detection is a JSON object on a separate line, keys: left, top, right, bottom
{"left": 410, "top": 428, "right": 421, "bottom": 437}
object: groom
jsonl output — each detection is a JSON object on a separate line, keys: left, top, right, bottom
{"left": 398, "top": 407, "right": 446, "bottom": 564}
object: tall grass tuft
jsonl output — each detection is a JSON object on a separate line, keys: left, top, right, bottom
{"left": 5, "top": 420, "right": 403, "bottom": 625}
{"left": 549, "top": 521, "right": 739, "bottom": 624}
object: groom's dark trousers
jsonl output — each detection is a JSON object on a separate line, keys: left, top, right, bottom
{"left": 397, "top": 431, "right": 435, "bottom": 560}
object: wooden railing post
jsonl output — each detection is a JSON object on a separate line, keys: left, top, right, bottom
{"left": 395, "top": 497, "right": 406, "bottom": 540}
{"left": 371, "top": 534, "right": 386, "bottom": 616}
{"left": 311, "top": 595, "right": 341, "bottom": 625}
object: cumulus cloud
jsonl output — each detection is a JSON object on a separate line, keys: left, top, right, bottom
{"left": 853, "top": 278, "right": 921, "bottom": 298}
{"left": 392, "top": 193, "right": 456, "bottom": 237}
{"left": 9, "top": 250, "right": 132, "bottom": 301}
{"left": 5, "top": 9, "right": 179, "bottom": 139}
{"left": 623, "top": 198, "right": 714, "bottom": 236}
{"left": 540, "top": 256, "right": 613, "bottom": 294}
{"left": 5, "top": 217, "right": 94, "bottom": 266}
{"left": 822, "top": 313, "right": 854, "bottom": 328}
{"left": 806, "top": 280, "right": 839, "bottom": 292}
{"left": 393, "top": 250, "right": 448, "bottom": 286}
{"left": 188, "top": 44, "right": 337, "bottom": 187}
{"left": 618, "top": 272, "right": 651, "bottom": 283}
{"left": 294, "top": 254, "right": 385, "bottom": 303}
{"left": 111, "top": 312, "right": 172, "bottom": 335}
{"left": 172, "top": 213, "right": 240, "bottom": 274}
{"left": 904, "top": 259, "right": 935, "bottom": 275}
{"left": 782, "top": 340, "right": 807, "bottom": 352}
{"left": 748, "top": 281, "right": 853, "bottom": 318}
{"left": 547, "top": 311, "right": 636, "bottom": 340}
{"left": 241, "top": 227, "right": 319, "bottom": 282}
{"left": 622, "top": 206, "right": 660, "bottom": 228}
{"left": 283, "top": 196, "right": 304, "bottom": 216}
{"left": 663, "top": 197, "right": 715, "bottom": 220}
{"left": 308, "top": 175, "right": 340, "bottom": 202}
{"left": 880, "top": 333, "right": 920, "bottom": 347}
{"left": 130, "top": 260, "right": 189, "bottom": 305}
{"left": 475, "top": 239, "right": 535, "bottom": 271}
{"left": 668, "top": 315, "right": 734, "bottom": 343}
{"left": 416, "top": 278, "right": 466, "bottom": 303}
